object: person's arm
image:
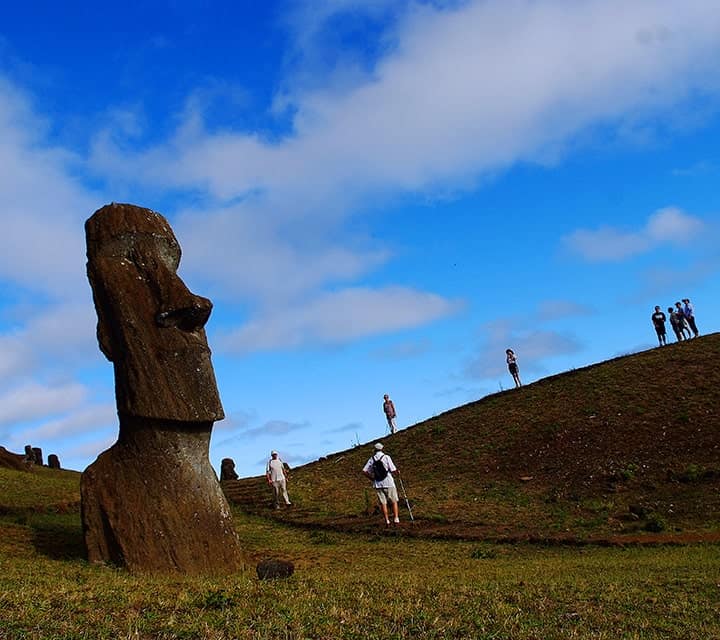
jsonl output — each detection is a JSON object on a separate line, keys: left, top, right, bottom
{"left": 390, "top": 400, "right": 396, "bottom": 417}
{"left": 363, "top": 459, "right": 373, "bottom": 479}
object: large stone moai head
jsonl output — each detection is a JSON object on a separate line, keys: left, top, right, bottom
{"left": 81, "top": 203, "right": 243, "bottom": 574}
{"left": 85, "top": 203, "right": 223, "bottom": 422}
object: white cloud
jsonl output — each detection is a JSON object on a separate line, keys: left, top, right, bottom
{"left": 563, "top": 207, "right": 705, "bottom": 262}
{"left": 218, "top": 286, "right": 461, "bottom": 352}
{"left": 0, "top": 76, "right": 100, "bottom": 298}
{"left": 14, "top": 404, "right": 116, "bottom": 442}
{"left": 0, "top": 382, "right": 89, "bottom": 428}
{"left": 537, "top": 300, "right": 594, "bottom": 321}
{"left": 89, "top": 0, "right": 720, "bottom": 206}
{"left": 174, "top": 203, "right": 390, "bottom": 304}
{"left": 465, "top": 324, "right": 583, "bottom": 379}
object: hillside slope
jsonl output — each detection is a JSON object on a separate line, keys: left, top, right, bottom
{"left": 224, "top": 333, "right": 720, "bottom": 542}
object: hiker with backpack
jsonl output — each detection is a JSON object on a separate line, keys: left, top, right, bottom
{"left": 362, "top": 442, "right": 400, "bottom": 525}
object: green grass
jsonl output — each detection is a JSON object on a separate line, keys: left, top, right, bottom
{"left": 225, "top": 333, "right": 720, "bottom": 543}
{"left": 3, "top": 336, "right": 720, "bottom": 637}
{"left": 1, "top": 507, "right": 719, "bottom": 639}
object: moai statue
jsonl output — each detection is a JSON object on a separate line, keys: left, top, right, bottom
{"left": 47, "top": 454, "right": 61, "bottom": 469}
{"left": 24, "top": 445, "right": 35, "bottom": 465}
{"left": 220, "top": 458, "right": 239, "bottom": 481}
{"left": 80, "top": 203, "right": 244, "bottom": 574}
{"left": 32, "top": 447, "right": 43, "bottom": 466}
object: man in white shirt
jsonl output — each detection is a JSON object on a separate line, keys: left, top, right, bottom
{"left": 362, "top": 442, "right": 400, "bottom": 525}
{"left": 266, "top": 451, "right": 292, "bottom": 509}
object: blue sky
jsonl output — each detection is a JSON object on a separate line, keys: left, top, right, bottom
{"left": 1, "top": 0, "right": 719, "bottom": 475}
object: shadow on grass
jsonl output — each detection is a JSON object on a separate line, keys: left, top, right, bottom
{"left": 28, "top": 514, "right": 86, "bottom": 561}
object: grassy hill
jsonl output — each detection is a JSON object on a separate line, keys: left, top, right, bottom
{"left": 2, "top": 338, "right": 720, "bottom": 638}
{"left": 224, "top": 333, "right": 720, "bottom": 542}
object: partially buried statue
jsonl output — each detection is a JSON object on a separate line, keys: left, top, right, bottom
{"left": 80, "top": 203, "right": 244, "bottom": 573}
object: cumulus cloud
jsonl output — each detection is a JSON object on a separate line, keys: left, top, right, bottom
{"left": 218, "top": 287, "right": 461, "bottom": 352}
{"left": 89, "top": 0, "right": 720, "bottom": 205}
{"left": 14, "top": 404, "right": 117, "bottom": 442}
{"left": 464, "top": 324, "right": 583, "bottom": 379}
{"left": 234, "top": 419, "right": 310, "bottom": 439}
{"left": 0, "top": 382, "right": 89, "bottom": 428}
{"left": 0, "top": 76, "right": 100, "bottom": 298}
{"left": 463, "top": 301, "right": 586, "bottom": 380}
{"left": 537, "top": 300, "right": 594, "bottom": 321}
{"left": 563, "top": 207, "right": 706, "bottom": 262}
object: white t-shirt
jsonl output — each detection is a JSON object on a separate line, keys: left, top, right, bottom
{"left": 363, "top": 452, "right": 397, "bottom": 489}
{"left": 266, "top": 458, "right": 286, "bottom": 482}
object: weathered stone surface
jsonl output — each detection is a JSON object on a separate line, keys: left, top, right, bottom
{"left": 47, "top": 454, "right": 61, "bottom": 469}
{"left": 0, "top": 446, "right": 27, "bottom": 471}
{"left": 81, "top": 203, "right": 243, "bottom": 574}
{"left": 24, "top": 445, "right": 35, "bottom": 465}
{"left": 256, "top": 558, "right": 295, "bottom": 580}
{"left": 220, "top": 458, "right": 239, "bottom": 481}
{"left": 32, "top": 447, "right": 43, "bottom": 466}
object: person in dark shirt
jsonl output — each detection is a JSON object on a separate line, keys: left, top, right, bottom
{"left": 506, "top": 348, "right": 521, "bottom": 387}
{"left": 651, "top": 306, "right": 667, "bottom": 346}
{"left": 668, "top": 307, "right": 684, "bottom": 342}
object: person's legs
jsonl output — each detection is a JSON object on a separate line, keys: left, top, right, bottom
{"left": 272, "top": 481, "right": 281, "bottom": 509}
{"left": 688, "top": 317, "right": 699, "bottom": 337}
{"left": 376, "top": 488, "right": 390, "bottom": 524}
{"left": 279, "top": 478, "right": 291, "bottom": 505}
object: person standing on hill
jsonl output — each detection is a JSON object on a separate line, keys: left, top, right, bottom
{"left": 651, "top": 306, "right": 667, "bottom": 346}
{"left": 363, "top": 442, "right": 400, "bottom": 525}
{"left": 506, "top": 348, "right": 521, "bottom": 388}
{"left": 266, "top": 450, "right": 292, "bottom": 510}
{"left": 683, "top": 298, "right": 699, "bottom": 338}
{"left": 382, "top": 394, "right": 397, "bottom": 434}
{"left": 668, "top": 306, "right": 684, "bottom": 342}
{"left": 675, "top": 301, "right": 692, "bottom": 339}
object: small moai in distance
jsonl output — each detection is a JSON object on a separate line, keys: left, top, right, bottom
{"left": 47, "top": 454, "right": 61, "bottom": 469}
{"left": 24, "top": 445, "right": 35, "bottom": 465}
{"left": 80, "top": 203, "right": 244, "bottom": 574}
{"left": 220, "top": 458, "right": 239, "bottom": 481}
{"left": 32, "top": 447, "right": 43, "bottom": 466}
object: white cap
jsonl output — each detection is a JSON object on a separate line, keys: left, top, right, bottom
{"left": 271, "top": 450, "right": 278, "bottom": 455}
{"left": 374, "top": 443, "right": 384, "bottom": 450}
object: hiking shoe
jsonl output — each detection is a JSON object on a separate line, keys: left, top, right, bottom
{"left": 393, "top": 517, "right": 400, "bottom": 524}
{"left": 385, "top": 520, "right": 390, "bottom": 526}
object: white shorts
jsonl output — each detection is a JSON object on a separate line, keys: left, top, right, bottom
{"left": 375, "top": 486, "right": 398, "bottom": 505}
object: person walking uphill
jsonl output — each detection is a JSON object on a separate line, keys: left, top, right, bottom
{"left": 383, "top": 394, "right": 397, "bottom": 434}
{"left": 363, "top": 443, "right": 400, "bottom": 525}
{"left": 651, "top": 306, "right": 667, "bottom": 346}
{"left": 266, "top": 451, "right": 292, "bottom": 509}
{"left": 506, "top": 349, "right": 521, "bottom": 388}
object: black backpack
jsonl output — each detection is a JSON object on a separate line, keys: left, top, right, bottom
{"left": 371, "top": 454, "right": 388, "bottom": 481}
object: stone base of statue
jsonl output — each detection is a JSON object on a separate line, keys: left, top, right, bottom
{"left": 81, "top": 415, "right": 244, "bottom": 574}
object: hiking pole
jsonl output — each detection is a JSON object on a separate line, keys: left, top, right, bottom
{"left": 396, "top": 474, "right": 415, "bottom": 523}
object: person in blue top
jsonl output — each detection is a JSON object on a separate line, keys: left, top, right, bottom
{"left": 682, "top": 298, "right": 699, "bottom": 338}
